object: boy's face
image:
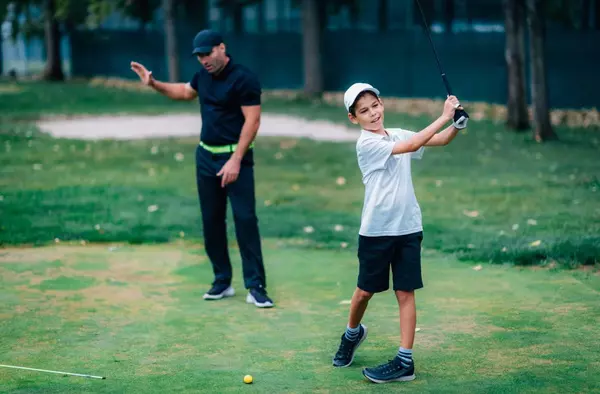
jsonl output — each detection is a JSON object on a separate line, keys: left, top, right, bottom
{"left": 348, "top": 92, "right": 384, "bottom": 131}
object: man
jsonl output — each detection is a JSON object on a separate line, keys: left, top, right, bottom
{"left": 130, "top": 29, "right": 274, "bottom": 308}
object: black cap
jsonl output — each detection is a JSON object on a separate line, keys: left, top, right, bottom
{"left": 192, "top": 30, "right": 223, "bottom": 55}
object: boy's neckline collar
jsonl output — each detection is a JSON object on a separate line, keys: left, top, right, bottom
{"left": 361, "top": 128, "right": 390, "bottom": 139}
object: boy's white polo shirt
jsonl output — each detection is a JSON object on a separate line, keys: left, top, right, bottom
{"left": 356, "top": 128, "right": 425, "bottom": 237}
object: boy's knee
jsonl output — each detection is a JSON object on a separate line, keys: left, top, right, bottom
{"left": 395, "top": 290, "right": 415, "bottom": 303}
{"left": 355, "top": 289, "right": 374, "bottom": 303}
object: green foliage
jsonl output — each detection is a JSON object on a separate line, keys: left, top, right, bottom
{"left": 113, "top": 0, "right": 161, "bottom": 26}
{"left": 0, "top": 0, "right": 162, "bottom": 39}
{"left": 544, "top": 0, "right": 595, "bottom": 30}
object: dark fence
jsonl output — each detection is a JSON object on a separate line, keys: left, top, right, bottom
{"left": 70, "top": 28, "right": 600, "bottom": 109}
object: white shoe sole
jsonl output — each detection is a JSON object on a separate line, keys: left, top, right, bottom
{"left": 333, "top": 324, "right": 368, "bottom": 368}
{"left": 203, "top": 286, "right": 235, "bottom": 300}
{"left": 246, "top": 292, "right": 274, "bottom": 308}
{"left": 363, "top": 373, "right": 416, "bottom": 383}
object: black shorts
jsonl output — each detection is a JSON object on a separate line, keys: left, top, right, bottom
{"left": 357, "top": 231, "right": 424, "bottom": 293}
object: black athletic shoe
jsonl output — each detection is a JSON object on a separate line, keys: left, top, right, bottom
{"left": 332, "top": 324, "right": 368, "bottom": 367}
{"left": 246, "top": 287, "right": 274, "bottom": 308}
{"left": 203, "top": 283, "right": 235, "bottom": 300}
{"left": 362, "top": 357, "right": 416, "bottom": 383}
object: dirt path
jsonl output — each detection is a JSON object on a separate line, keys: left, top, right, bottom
{"left": 36, "top": 113, "right": 358, "bottom": 142}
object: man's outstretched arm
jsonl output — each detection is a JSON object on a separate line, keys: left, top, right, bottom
{"left": 130, "top": 61, "right": 197, "bottom": 101}
{"left": 150, "top": 80, "right": 197, "bottom": 101}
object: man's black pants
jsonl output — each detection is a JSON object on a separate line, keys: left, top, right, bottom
{"left": 195, "top": 144, "right": 266, "bottom": 290}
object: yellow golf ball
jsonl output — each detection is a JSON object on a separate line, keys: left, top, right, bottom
{"left": 243, "top": 374, "right": 253, "bottom": 384}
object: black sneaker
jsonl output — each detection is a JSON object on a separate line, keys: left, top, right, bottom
{"left": 246, "top": 287, "right": 274, "bottom": 308}
{"left": 362, "top": 357, "right": 416, "bottom": 383}
{"left": 203, "top": 283, "right": 235, "bottom": 300}
{"left": 332, "top": 324, "right": 368, "bottom": 367}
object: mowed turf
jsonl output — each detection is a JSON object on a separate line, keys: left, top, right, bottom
{"left": 1, "top": 243, "right": 599, "bottom": 393}
{"left": 0, "top": 80, "right": 599, "bottom": 392}
{"left": 1, "top": 80, "right": 599, "bottom": 266}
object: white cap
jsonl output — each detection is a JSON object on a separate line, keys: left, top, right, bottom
{"left": 343, "top": 82, "right": 380, "bottom": 112}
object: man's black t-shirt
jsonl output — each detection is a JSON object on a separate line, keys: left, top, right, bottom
{"left": 189, "top": 57, "right": 261, "bottom": 146}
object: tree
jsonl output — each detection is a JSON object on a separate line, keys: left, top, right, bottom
{"left": 216, "top": 0, "right": 262, "bottom": 34}
{"left": 162, "top": 0, "right": 178, "bottom": 82}
{"left": 114, "top": 0, "right": 159, "bottom": 29}
{"left": 125, "top": 0, "right": 209, "bottom": 83}
{"left": 301, "top": 0, "right": 323, "bottom": 97}
{"left": 41, "top": 0, "right": 63, "bottom": 80}
{"left": 503, "top": 0, "right": 529, "bottom": 131}
{"left": 378, "top": 0, "right": 388, "bottom": 31}
{"left": 0, "top": 0, "right": 119, "bottom": 81}
{"left": 526, "top": 0, "right": 557, "bottom": 141}
{"left": 443, "top": 0, "right": 455, "bottom": 33}
{"left": 297, "top": 0, "right": 357, "bottom": 97}
{"left": 0, "top": 0, "right": 66, "bottom": 80}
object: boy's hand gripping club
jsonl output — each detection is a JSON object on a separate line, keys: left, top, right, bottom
{"left": 441, "top": 74, "right": 469, "bottom": 130}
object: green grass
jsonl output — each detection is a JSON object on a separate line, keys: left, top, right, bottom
{"left": 0, "top": 79, "right": 197, "bottom": 119}
{"left": 1, "top": 80, "right": 599, "bottom": 267}
{"left": 1, "top": 80, "right": 599, "bottom": 392}
{"left": 1, "top": 243, "right": 599, "bottom": 393}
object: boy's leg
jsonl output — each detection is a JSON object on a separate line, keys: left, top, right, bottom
{"left": 362, "top": 232, "right": 423, "bottom": 383}
{"left": 348, "top": 287, "right": 373, "bottom": 329}
{"left": 397, "top": 290, "right": 417, "bottom": 349}
{"left": 396, "top": 290, "right": 417, "bottom": 365}
{"left": 332, "top": 236, "right": 393, "bottom": 368}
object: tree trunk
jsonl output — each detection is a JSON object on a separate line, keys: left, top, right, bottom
{"left": 0, "top": 31, "right": 3, "bottom": 77}
{"left": 444, "top": 0, "right": 455, "bottom": 33}
{"left": 302, "top": 0, "right": 323, "bottom": 97}
{"left": 163, "top": 0, "right": 179, "bottom": 82}
{"left": 349, "top": 1, "right": 359, "bottom": 28}
{"left": 504, "top": 0, "right": 529, "bottom": 131}
{"left": 378, "top": 0, "right": 388, "bottom": 31}
{"left": 415, "top": 0, "right": 436, "bottom": 28}
{"left": 232, "top": 3, "right": 243, "bottom": 34}
{"left": 581, "top": 0, "right": 591, "bottom": 30}
{"left": 595, "top": 0, "right": 600, "bottom": 30}
{"left": 256, "top": 0, "right": 264, "bottom": 33}
{"left": 526, "top": 0, "right": 557, "bottom": 141}
{"left": 42, "top": 0, "right": 64, "bottom": 81}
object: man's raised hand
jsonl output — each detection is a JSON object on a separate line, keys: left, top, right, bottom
{"left": 130, "top": 61, "right": 154, "bottom": 86}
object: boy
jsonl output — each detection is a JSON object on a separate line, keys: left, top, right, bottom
{"left": 332, "top": 83, "right": 467, "bottom": 383}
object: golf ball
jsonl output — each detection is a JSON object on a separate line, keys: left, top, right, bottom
{"left": 243, "top": 374, "right": 253, "bottom": 384}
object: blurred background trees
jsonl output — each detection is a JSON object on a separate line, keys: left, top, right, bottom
{"left": 2, "top": 0, "right": 599, "bottom": 141}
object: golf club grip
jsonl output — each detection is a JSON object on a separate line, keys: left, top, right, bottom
{"left": 441, "top": 74, "right": 453, "bottom": 96}
{"left": 455, "top": 108, "right": 469, "bottom": 119}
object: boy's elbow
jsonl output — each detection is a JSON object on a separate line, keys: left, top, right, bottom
{"left": 408, "top": 143, "right": 421, "bottom": 152}
{"left": 392, "top": 142, "right": 418, "bottom": 155}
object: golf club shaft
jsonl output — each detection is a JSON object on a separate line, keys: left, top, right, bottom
{"left": 414, "top": 0, "right": 453, "bottom": 96}
{"left": 0, "top": 364, "right": 106, "bottom": 379}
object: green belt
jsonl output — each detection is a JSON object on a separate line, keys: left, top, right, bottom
{"left": 199, "top": 141, "right": 254, "bottom": 154}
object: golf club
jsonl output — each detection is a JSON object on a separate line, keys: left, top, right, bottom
{"left": 0, "top": 364, "right": 106, "bottom": 379}
{"left": 414, "top": 0, "right": 469, "bottom": 128}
